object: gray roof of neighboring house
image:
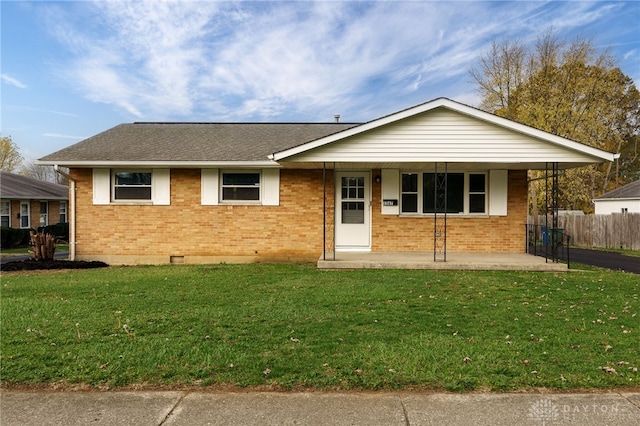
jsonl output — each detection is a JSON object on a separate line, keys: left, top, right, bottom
{"left": 0, "top": 172, "right": 68, "bottom": 200}
{"left": 38, "top": 122, "right": 360, "bottom": 163}
{"left": 594, "top": 179, "right": 640, "bottom": 200}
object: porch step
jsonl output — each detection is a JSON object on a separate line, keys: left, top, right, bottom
{"left": 317, "top": 252, "right": 568, "bottom": 272}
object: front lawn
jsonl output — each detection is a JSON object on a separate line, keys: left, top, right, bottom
{"left": 1, "top": 264, "right": 638, "bottom": 391}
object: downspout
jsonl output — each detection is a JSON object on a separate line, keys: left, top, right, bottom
{"left": 53, "top": 166, "right": 76, "bottom": 261}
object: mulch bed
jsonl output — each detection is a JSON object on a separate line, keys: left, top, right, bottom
{"left": 1, "top": 259, "right": 109, "bottom": 272}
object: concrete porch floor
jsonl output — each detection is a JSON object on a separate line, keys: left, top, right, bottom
{"left": 317, "top": 251, "right": 568, "bottom": 271}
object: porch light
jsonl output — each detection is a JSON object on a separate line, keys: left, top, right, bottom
{"left": 375, "top": 175, "right": 381, "bottom": 183}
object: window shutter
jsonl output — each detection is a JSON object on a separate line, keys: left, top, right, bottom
{"left": 93, "top": 169, "right": 111, "bottom": 205}
{"left": 489, "top": 170, "right": 508, "bottom": 216}
{"left": 262, "top": 168, "right": 280, "bottom": 206}
{"left": 201, "top": 169, "right": 219, "bottom": 205}
{"left": 381, "top": 169, "right": 400, "bottom": 215}
{"left": 152, "top": 169, "right": 170, "bottom": 205}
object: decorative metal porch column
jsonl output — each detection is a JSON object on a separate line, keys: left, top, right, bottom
{"left": 433, "top": 162, "right": 447, "bottom": 262}
{"left": 322, "top": 162, "right": 326, "bottom": 261}
{"left": 544, "top": 162, "right": 560, "bottom": 262}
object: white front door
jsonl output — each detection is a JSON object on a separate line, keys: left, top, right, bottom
{"left": 335, "top": 171, "right": 370, "bottom": 250}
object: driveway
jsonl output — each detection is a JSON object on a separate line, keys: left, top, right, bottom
{"left": 0, "top": 251, "right": 69, "bottom": 265}
{"left": 565, "top": 248, "right": 640, "bottom": 274}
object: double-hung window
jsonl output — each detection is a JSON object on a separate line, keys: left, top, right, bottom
{"left": 468, "top": 174, "right": 487, "bottom": 213}
{"left": 93, "top": 169, "right": 169, "bottom": 205}
{"left": 1, "top": 201, "right": 10, "bottom": 227}
{"left": 59, "top": 201, "right": 68, "bottom": 223}
{"left": 221, "top": 172, "right": 261, "bottom": 202}
{"left": 201, "top": 168, "right": 279, "bottom": 206}
{"left": 113, "top": 171, "right": 152, "bottom": 201}
{"left": 401, "top": 173, "right": 419, "bottom": 213}
{"left": 39, "top": 201, "right": 48, "bottom": 227}
{"left": 401, "top": 172, "right": 487, "bottom": 215}
{"left": 20, "top": 202, "right": 29, "bottom": 228}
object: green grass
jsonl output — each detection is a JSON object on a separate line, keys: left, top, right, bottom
{"left": 1, "top": 264, "right": 638, "bottom": 391}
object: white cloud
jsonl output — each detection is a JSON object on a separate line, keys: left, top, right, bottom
{"left": 1, "top": 74, "right": 27, "bottom": 89}
{"left": 43, "top": 133, "right": 86, "bottom": 140}
{"left": 42, "top": 1, "right": 634, "bottom": 122}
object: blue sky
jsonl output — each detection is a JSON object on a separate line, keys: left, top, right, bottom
{"left": 1, "top": 1, "right": 639, "bottom": 162}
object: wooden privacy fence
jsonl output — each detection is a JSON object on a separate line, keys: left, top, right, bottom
{"left": 529, "top": 213, "right": 640, "bottom": 251}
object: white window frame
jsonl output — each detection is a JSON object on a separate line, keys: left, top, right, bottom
{"left": 0, "top": 201, "right": 11, "bottom": 228}
{"left": 112, "top": 170, "right": 153, "bottom": 202}
{"left": 20, "top": 202, "right": 30, "bottom": 229}
{"left": 59, "top": 201, "right": 68, "bottom": 223}
{"left": 467, "top": 173, "right": 487, "bottom": 214}
{"left": 1, "top": 201, "right": 10, "bottom": 228}
{"left": 220, "top": 170, "right": 262, "bottom": 204}
{"left": 94, "top": 169, "right": 169, "bottom": 205}
{"left": 202, "top": 168, "right": 279, "bottom": 206}
{"left": 39, "top": 201, "right": 48, "bottom": 227}
{"left": 400, "top": 171, "right": 488, "bottom": 216}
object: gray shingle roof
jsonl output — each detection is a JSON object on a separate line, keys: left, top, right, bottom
{"left": 38, "top": 122, "right": 359, "bottom": 163}
{"left": 595, "top": 179, "right": 640, "bottom": 200}
{"left": 0, "top": 172, "right": 68, "bottom": 200}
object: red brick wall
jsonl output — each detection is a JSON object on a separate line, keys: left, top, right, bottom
{"left": 70, "top": 168, "right": 527, "bottom": 263}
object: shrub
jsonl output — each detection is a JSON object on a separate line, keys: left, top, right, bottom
{"left": 42, "top": 223, "right": 69, "bottom": 242}
{"left": 0, "top": 227, "right": 31, "bottom": 249}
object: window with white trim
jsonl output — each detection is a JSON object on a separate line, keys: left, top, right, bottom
{"left": 1, "top": 201, "right": 10, "bottom": 227}
{"left": 468, "top": 174, "right": 487, "bottom": 213}
{"left": 39, "top": 201, "right": 48, "bottom": 227}
{"left": 59, "top": 201, "right": 67, "bottom": 223}
{"left": 20, "top": 202, "right": 30, "bottom": 228}
{"left": 112, "top": 171, "right": 152, "bottom": 201}
{"left": 221, "top": 171, "right": 261, "bottom": 202}
{"left": 401, "top": 172, "right": 487, "bottom": 215}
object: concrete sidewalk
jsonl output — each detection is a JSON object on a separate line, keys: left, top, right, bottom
{"left": 1, "top": 391, "right": 638, "bottom": 425}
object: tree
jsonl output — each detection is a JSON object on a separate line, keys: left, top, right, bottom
{"left": 0, "top": 135, "right": 23, "bottom": 172}
{"left": 22, "top": 162, "right": 69, "bottom": 185}
{"left": 470, "top": 30, "right": 640, "bottom": 213}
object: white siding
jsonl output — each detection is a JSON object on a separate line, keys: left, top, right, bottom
{"left": 287, "top": 109, "right": 599, "bottom": 164}
{"left": 594, "top": 199, "right": 640, "bottom": 214}
{"left": 92, "top": 169, "right": 111, "bottom": 205}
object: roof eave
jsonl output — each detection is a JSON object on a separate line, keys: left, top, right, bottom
{"left": 36, "top": 160, "right": 281, "bottom": 168}
{"left": 0, "top": 195, "right": 68, "bottom": 201}
{"left": 594, "top": 197, "right": 640, "bottom": 202}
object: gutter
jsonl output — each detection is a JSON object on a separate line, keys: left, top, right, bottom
{"left": 37, "top": 160, "right": 280, "bottom": 168}
{"left": 53, "top": 166, "right": 76, "bottom": 261}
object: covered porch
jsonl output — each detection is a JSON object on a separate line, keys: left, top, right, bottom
{"left": 270, "top": 99, "right": 616, "bottom": 271}
{"left": 318, "top": 251, "right": 568, "bottom": 271}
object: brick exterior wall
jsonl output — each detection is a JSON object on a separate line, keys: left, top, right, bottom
{"left": 371, "top": 170, "right": 527, "bottom": 253}
{"left": 70, "top": 168, "right": 527, "bottom": 264}
{"left": 71, "top": 168, "right": 334, "bottom": 264}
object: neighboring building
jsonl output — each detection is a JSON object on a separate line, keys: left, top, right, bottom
{"left": 37, "top": 98, "right": 616, "bottom": 265}
{"left": 593, "top": 179, "right": 640, "bottom": 214}
{"left": 0, "top": 171, "right": 69, "bottom": 229}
